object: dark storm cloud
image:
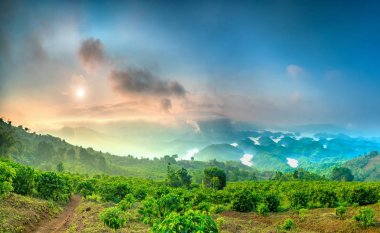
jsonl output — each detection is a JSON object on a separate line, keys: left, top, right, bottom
{"left": 160, "top": 98, "right": 172, "bottom": 113}
{"left": 109, "top": 68, "right": 186, "bottom": 97}
{"left": 78, "top": 38, "right": 106, "bottom": 70}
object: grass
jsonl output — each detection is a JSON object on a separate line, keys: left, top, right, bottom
{"left": 219, "top": 203, "right": 380, "bottom": 233}
{"left": 0, "top": 193, "right": 62, "bottom": 232}
{"left": 67, "top": 199, "right": 380, "bottom": 233}
{"left": 65, "top": 200, "right": 149, "bottom": 233}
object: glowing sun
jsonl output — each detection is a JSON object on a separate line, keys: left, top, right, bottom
{"left": 75, "top": 88, "right": 86, "bottom": 98}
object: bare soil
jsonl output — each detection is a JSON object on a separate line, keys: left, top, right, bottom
{"left": 33, "top": 195, "right": 82, "bottom": 233}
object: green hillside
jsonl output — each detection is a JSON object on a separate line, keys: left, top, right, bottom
{"left": 0, "top": 119, "right": 258, "bottom": 182}
{"left": 344, "top": 151, "right": 380, "bottom": 181}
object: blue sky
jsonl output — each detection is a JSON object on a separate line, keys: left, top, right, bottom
{"left": 1, "top": 0, "right": 380, "bottom": 134}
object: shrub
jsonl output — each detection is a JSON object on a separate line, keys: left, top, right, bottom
{"left": 257, "top": 203, "right": 269, "bottom": 216}
{"left": 210, "top": 204, "right": 227, "bottom": 214}
{"left": 231, "top": 190, "right": 260, "bottom": 212}
{"left": 117, "top": 194, "right": 136, "bottom": 211}
{"left": 282, "top": 218, "right": 295, "bottom": 231}
{"left": 197, "top": 201, "right": 211, "bottom": 212}
{"left": 0, "top": 161, "right": 16, "bottom": 195}
{"left": 77, "top": 179, "right": 96, "bottom": 198}
{"left": 335, "top": 206, "right": 347, "bottom": 220}
{"left": 35, "top": 171, "right": 72, "bottom": 202}
{"left": 13, "top": 166, "right": 35, "bottom": 195}
{"left": 298, "top": 208, "right": 308, "bottom": 221}
{"left": 289, "top": 190, "right": 309, "bottom": 209}
{"left": 100, "top": 207, "right": 127, "bottom": 230}
{"left": 100, "top": 181, "right": 131, "bottom": 202}
{"left": 343, "top": 186, "right": 379, "bottom": 206}
{"left": 311, "top": 188, "right": 337, "bottom": 207}
{"left": 151, "top": 210, "right": 219, "bottom": 233}
{"left": 85, "top": 194, "right": 102, "bottom": 202}
{"left": 139, "top": 197, "right": 159, "bottom": 225}
{"left": 133, "top": 187, "right": 148, "bottom": 201}
{"left": 262, "top": 192, "right": 280, "bottom": 212}
{"left": 157, "top": 193, "right": 184, "bottom": 217}
{"left": 353, "top": 207, "right": 375, "bottom": 228}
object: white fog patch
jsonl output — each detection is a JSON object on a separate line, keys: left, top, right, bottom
{"left": 292, "top": 133, "right": 319, "bottom": 141}
{"left": 271, "top": 135, "right": 284, "bottom": 143}
{"left": 240, "top": 154, "right": 253, "bottom": 167}
{"left": 230, "top": 142, "right": 238, "bottom": 147}
{"left": 182, "top": 148, "right": 199, "bottom": 160}
{"left": 249, "top": 137, "right": 261, "bottom": 145}
{"left": 286, "top": 158, "right": 299, "bottom": 168}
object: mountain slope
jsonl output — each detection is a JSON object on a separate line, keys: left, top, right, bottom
{"left": 343, "top": 151, "right": 380, "bottom": 181}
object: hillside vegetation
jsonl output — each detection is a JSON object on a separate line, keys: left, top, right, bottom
{"left": 1, "top": 118, "right": 378, "bottom": 181}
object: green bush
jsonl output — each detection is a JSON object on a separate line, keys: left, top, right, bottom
{"left": 117, "top": 194, "right": 136, "bottom": 211}
{"left": 100, "top": 181, "right": 131, "bottom": 202}
{"left": 210, "top": 204, "right": 227, "bottom": 214}
{"left": 289, "top": 190, "right": 309, "bottom": 209}
{"left": 139, "top": 197, "right": 159, "bottom": 225}
{"left": 257, "top": 203, "right": 269, "bottom": 216}
{"left": 231, "top": 190, "right": 259, "bottom": 212}
{"left": 298, "top": 208, "right": 308, "bottom": 221}
{"left": 13, "top": 166, "right": 35, "bottom": 195}
{"left": 343, "top": 186, "right": 379, "bottom": 206}
{"left": 282, "top": 218, "right": 295, "bottom": 230}
{"left": 77, "top": 179, "right": 96, "bottom": 198}
{"left": 36, "top": 171, "right": 72, "bottom": 202}
{"left": 157, "top": 193, "right": 184, "bottom": 217}
{"left": 353, "top": 207, "right": 375, "bottom": 228}
{"left": 262, "top": 192, "right": 280, "bottom": 212}
{"left": 197, "top": 201, "right": 211, "bottom": 212}
{"left": 0, "top": 161, "right": 16, "bottom": 195}
{"left": 151, "top": 210, "right": 219, "bottom": 233}
{"left": 133, "top": 187, "right": 148, "bottom": 201}
{"left": 335, "top": 206, "right": 347, "bottom": 220}
{"left": 311, "top": 188, "right": 337, "bottom": 207}
{"left": 100, "top": 207, "right": 127, "bottom": 230}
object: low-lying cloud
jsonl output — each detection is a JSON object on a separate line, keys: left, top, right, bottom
{"left": 109, "top": 68, "right": 186, "bottom": 97}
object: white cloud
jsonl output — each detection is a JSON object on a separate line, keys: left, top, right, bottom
{"left": 286, "top": 158, "right": 299, "bottom": 168}
{"left": 182, "top": 148, "right": 199, "bottom": 160}
{"left": 286, "top": 64, "right": 304, "bottom": 79}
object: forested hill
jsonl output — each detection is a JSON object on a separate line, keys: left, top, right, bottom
{"left": 1, "top": 118, "right": 378, "bottom": 181}
{"left": 344, "top": 151, "right": 380, "bottom": 181}
{"left": 0, "top": 119, "right": 260, "bottom": 181}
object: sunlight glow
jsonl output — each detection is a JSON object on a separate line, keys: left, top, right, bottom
{"left": 75, "top": 88, "right": 86, "bottom": 99}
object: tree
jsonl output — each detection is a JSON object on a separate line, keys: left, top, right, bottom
{"left": 167, "top": 165, "right": 192, "bottom": 188}
{"left": 66, "top": 148, "right": 76, "bottom": 159}
{"left": 331, "top": 167, "right": 354, "bottom": 181}
{"left": 203, "top": 167, "right": 226, "bottom": 190}
{"left": 36, "top": 141, "right": 55, "bottom": 161}
{"left": 57, "top": 162, "right": 64, "bottom": 173}
{"left": 0, "top": 124, "right": 19, "bottom": 157}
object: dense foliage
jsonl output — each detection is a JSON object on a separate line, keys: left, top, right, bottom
{"left": 100, "top": 207, "right": 127, "bottom": 230}
{"left": 152, "top": 210, "right": 219, "bottom": 233}
{"left": 353, "top": 207, "right": 375, "bottom": 228}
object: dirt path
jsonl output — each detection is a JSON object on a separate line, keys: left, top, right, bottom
{"left": 33, "top": 195, "right": 82, "bottom": 233}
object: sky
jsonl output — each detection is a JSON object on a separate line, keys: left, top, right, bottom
{"left": 1, "top": 0, "right": 380, "bottom": 137}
